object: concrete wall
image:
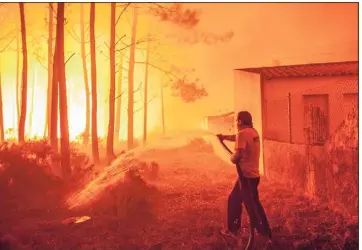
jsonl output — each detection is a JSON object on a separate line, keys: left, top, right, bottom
{"left": 263, "top": 140, "right": 307, "bottom": 191}
{"left": 264, "top": 139, "right": 358, "bottom": 216}
{"left": 263, "top": 75, "right": 358, "bottom": 216}
{"left": 234, "top": 70, "right": 264, "bottom": 174}
{"left": 263, "top": 75, "right": 358, "bottom": 144}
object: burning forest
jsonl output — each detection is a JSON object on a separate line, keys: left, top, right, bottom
{"left": 0, "top": 2, "right": 359, "bottom": 250}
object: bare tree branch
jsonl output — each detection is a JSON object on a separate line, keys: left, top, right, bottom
{"left": 83, "top": 35, "right": 100, "bottom": 44}
{"left": 147, "top": 3, "right": 184, "bottom": 19}
{"left": 134, "top": 81, "right": 142, "bottom": 93}
{"left": 115, "top": 91, "right": 124, "bottom": 100}
{"left": 5, "top": 46, "right": 16, "bottom": 52}
{"left": 150, "top": 3, "right": 172, "bottom": 11}
{"left": 35, "top": 56, "right": 48, "bottom": 70}
{"left": 116, "top": 3, "right": 130, "bottom": 8}
{"left": 116, "top": 34, "right": 126, "bottom": 46}
{"left": 71, "top": 27, "right": 81, "bottom": 41}
{"left": 133, "top": 95, "right": 156, "bottom": 113}
{"left": 65, "top": 26, "right": 80, "bottom": 43}
{"left": 99, "top": 50, "right": 109, "bottom": 60}
{"left": 115, "top": 64, "right": 130, "bottom": 74}
{"left": 116, "top": 3, "right": 130, "bottom": 26}
{"left": 117, "top": 81, "right": 142, "bottom": 102}
{"left": 118, "top": 4, "right": 132, "bottom": 19}
{"left": 70, "top": 25, "right": 100, "bottom": 45}
{"left": 0, "top": 35, "right": 15, "bottom": 53}
{"left": 48, "top": 3, "right": 57, "bottom": 20}
{"left": 0, "top": 29, "right": 15, "bottom": 42}
{"left": 85, "top": 24, "right": 90, "bottom": 35}
{"left": 65, "top": 52, "right": 75, "bottom": 64}
{"left": 116, "top": 38, "right": 155, "bottom": 52}
{"left": 134, "top": 61, "right": 179, "bottom": 79}
{"left": 95, "top": 33, "right": 102, "bottom": 40}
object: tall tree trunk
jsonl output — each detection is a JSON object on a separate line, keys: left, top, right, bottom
{"left": 142, "top": 37, "right": 150, "bottom": 144}
{"left": 103, "top": 81, "right": 108, "bottom": 135}
{"left": 18, "top": 3, "right": 28, "bottom": 144}
{"left": 50, "top": 41, "right": 58, "bottom": 151}
{"left": 90, "top": 3, "right": 100, "bottom": 164}
{"left": 12, "top": 94, "right": 16, "bottom": 131}
{"left": 28, "top": 68, "right": 36, "bottom": 137}
{"left": 0, "top": 71, "right": 4, "bottom": 142}
{"left": 16, "top": 29, "right": 20, "bottom": 128}
{"left": 106, "top": 3, "right": 116, "bottom": 161}
{"left": 80, "top": 3, "right": 90, "bottom": 145}
{"left": 67, "top": 79, "right": 71, "bottom": 109}
{"left": 114, "top": 52, "right": 123, "bottom": 146}
{"left": 56, "top": 3, "right": 71, "bottom": 180}
{"left": 44, "top": 2, "right": 53, "bottom": 138}
{"left": 127, "top": 6, "right": 137, "bottom": 149}
{"left": 160, "top": 82, "right": 165, "bottom": 135}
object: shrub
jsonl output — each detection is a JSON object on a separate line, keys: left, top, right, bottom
{"left": 0, "top": 141, "right": 62, "bottom": 207}
{"left": 68, "top": 143, "right": 94, "bottom": 184}
{"left": 0, "top": 140, "right": 94, "bottom": 207}
{"left": 89, "top": 167, "right": 160, "bottom": 223}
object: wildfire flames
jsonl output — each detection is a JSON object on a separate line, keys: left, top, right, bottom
{"left": 0, "top": 3, "right": 218, "bottom": 145}
{"left": 2, "top": 61, "right": 162, "bottom": 141}
{"left": 62, "top": 215, "right": 91, "bottom": 225}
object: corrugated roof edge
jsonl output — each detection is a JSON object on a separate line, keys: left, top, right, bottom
{"left": 236, "top": 61, "right": 358, "bottom": 79}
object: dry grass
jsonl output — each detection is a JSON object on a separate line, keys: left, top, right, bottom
{"left": 0, "top": 138, "right": 357, "bottom": 250}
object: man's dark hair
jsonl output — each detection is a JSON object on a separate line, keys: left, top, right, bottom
{"left": 237, "top": 111, "right": 253, "bottom": 127}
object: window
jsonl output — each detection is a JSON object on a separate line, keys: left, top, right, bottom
{"left": 303, "top": 94, "right": 329, "bottom": 145}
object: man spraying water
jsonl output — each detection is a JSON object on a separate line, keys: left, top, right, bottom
{"left": 217, "top": 111, "right": 272, "bottom": 247}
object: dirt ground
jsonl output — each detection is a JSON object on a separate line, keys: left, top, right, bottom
{"left": 0, "top": 139, "right": 358, "bottom": 250}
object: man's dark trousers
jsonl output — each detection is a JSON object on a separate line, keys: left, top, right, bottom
{"left": 227, "top": 177, "right": 271, "bottom": 237}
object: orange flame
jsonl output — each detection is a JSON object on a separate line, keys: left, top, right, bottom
{"left": 2, "top": 55, "right": 162, "bottom": 141}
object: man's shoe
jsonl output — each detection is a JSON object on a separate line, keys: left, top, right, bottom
{"left": 220, "top": 229, "right": 244, "bottom": 248}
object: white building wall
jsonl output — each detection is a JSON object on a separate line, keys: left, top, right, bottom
{"left": 234, "top": 70, "right": 264, "bottom": 175}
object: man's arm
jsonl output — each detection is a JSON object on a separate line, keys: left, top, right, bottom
{"left": 230, "top": 132, "right": 245, "bottom": 164}
{"left": 217, "top": 134, "right": 236, "bottom": 142}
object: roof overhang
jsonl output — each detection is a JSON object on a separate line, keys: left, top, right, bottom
{"left": 236, "top": 61, "right": 358, "bottom": 80}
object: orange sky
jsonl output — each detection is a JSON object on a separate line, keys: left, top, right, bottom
{"left": 0, "top": 3, "right": 358, "bottom": 138}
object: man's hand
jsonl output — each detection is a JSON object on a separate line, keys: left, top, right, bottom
{"left": 230, "top": 149, "right": 242, "bottom": 164}
{"left": 218, "top": 134, "right": 236, "bottom": 142}
{"left": 230, "top": 153, "right": 237, "bottom": 164}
